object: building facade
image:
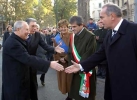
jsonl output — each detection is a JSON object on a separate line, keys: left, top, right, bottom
{"left": 89, "top": 0, "right": 104, "bottom": 22}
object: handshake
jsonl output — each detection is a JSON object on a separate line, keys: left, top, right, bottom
{"left": 50, "top": 60, "right": 81, "bottom": 73}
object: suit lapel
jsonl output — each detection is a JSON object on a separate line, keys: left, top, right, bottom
{"left": 110, "top": 32, "right": 121, "bottom": 45}
{"left": 109, "top": 19, "right": 129, "bottom": 46}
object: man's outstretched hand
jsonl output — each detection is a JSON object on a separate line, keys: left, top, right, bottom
{"left": 50, "top": 61, "right": 64, "bottom": 71}
{"left": 55, "top": 43, "right": 65, "bottom": 53}
{"left": 65, "top": 60, "right": 80, "bottom": 73}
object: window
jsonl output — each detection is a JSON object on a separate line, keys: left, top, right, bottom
{"left": 99, "top": 3, "right": 101, "bottom": 8}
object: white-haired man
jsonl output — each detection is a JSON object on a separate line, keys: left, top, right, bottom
{"left": 2, "top": 21, "right": 64, "bottom": 100}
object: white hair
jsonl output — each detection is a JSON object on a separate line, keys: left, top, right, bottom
{"left": 13, "top": 21, "right": 26, "bottom": 31}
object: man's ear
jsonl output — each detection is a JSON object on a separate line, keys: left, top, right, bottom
{"left": 16, "top": 28, "right": 20, "bottom": 31}
{"left": 110, "top": 12, "right": 116, "bottom": 20}
{"left": 79, "top": 23, "right": 84, "bottom": 27}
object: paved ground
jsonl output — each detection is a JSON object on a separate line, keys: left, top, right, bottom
{"left": 0, "top": 40, "right": 105, "bottom": 100}
{"left": 37, "top": 68, "right": 105, "bottom": 100}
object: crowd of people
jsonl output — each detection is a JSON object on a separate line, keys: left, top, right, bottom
{"left": 1, "top": 2, "right": 137, "bottom": 100}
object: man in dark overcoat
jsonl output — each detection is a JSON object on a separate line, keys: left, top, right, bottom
{"left": 26, "top": 18, "right": 64, "bottom": 100}
{"left": 65, "top": 3, "right": 137, "bottom": 100}
{"left": 68, "top": 16, "right": 97, "bottom": 100}
{"left": 2, "top": 21, "right": 64, "bottom": 100}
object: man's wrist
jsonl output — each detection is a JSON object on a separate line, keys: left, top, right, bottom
{"left": 79, "top": 64, "right": 84, "bottom": 71}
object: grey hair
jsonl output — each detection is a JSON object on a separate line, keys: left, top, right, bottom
{"left": 26, "top": 18, "right": 37, "bottom": 24}
{"left": 102, "top": 3, "right": 122, "bottom": 17}
{"left": 13, "top": 21, "right": 24, "bottom": 31}
{"left": 69, "top": 16, "right": 84, "bottom": 26}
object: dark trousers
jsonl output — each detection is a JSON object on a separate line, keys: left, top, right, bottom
{"left": 40, "top": 73, "right": 45, "bottom": 82}
{"left": 97, "top": 64, "right": 107, "bottom": 77}
{"left": 30, "top": 68, "right": 38, "bottom": 100}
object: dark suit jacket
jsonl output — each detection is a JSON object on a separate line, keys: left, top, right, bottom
{"left": 27, "top": 32, "right": 55, "bottom": 100}
{"left": 36, "top": 33, "right": 47, "bottom": 59}
{"left": 2, "top": 31, "right": 12, "bottom": 46}
{"left": 2, "top": 33, "right": 50, "bottom": 100}
{"left": 81, "top": 19, "right": 137, "bottom": 100}
{"left": 27, "top": 32, "right": 54, "bottom": 55}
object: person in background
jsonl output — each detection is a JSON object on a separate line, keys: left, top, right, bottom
{"left": 44, "top": 29, "right": 53, "bottom": 61}
{"left": 50, "top": 28, "right": 59, "bottom": 61}
{"left": 86, "top": 18, "right": 98, "bottom": 32}
{"left": 2, "top": 25, "right": 13, "bottom": 46}
{"left": 53, "top": 19, "right": 73, "bottom": 100}
{"left": 94, "top": 20, "right": 108, "bottom": 79}
{"left": 51, "top": 28, "right": 58, "bottom": 38}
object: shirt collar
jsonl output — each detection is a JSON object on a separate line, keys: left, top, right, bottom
{"left": 113, "top": 19, "right": 123, "bottom": 32}
{"left": 77, "top": 27, "right": 84, "bottom": 35}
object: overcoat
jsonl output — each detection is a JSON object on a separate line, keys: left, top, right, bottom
{"left": 81, "top": 19, "right": 137, "bottom": 100}
{"left": 2, "top": 33, "right": 50, "bottom": 100}
{"left": 53, "top": 32, "right": 73, "bottom": 94}
{"left": 27, "top": 32, "right": 54, "bottom": 100}
{"left": 28, "top": 32, "right": 54, "bottom": 55}
{"left": 68, "top": 28, "right": 97, "bottom": 100}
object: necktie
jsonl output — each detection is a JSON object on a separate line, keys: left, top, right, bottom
{"left": 111, "top": 30, "right": 117, "bottom": 40}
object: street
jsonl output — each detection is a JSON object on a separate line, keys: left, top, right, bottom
{"left": 0, "top": 41, "right": 105, "bottom": 100}
{"left": 37, "top": 68, "right": 105, "bottom": 100}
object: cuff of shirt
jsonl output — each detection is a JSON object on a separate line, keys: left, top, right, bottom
{"left": 79, "top": 64, "right": 84, "bottom": 71}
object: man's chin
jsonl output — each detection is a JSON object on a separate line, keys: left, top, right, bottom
{"left": 103, "top": 26, "right": 108, "bottom": 29}
{"left": 30, "top": 31, "right": 35, "bottom": 34}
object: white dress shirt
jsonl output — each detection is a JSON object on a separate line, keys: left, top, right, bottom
{"left": 112, "top": 19, "right": 123, "bottom": 36}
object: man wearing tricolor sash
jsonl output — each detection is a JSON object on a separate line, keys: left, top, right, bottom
{"left": 67, "top": 16, "right": 97, "bottom": 100}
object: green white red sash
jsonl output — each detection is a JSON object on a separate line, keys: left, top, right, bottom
{"left": 70, "top": 33, "right": 92, "bottom": 98}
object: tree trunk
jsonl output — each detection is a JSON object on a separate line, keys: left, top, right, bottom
{"left": 78, "top": 0, "right": 90, "bottom": 25}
